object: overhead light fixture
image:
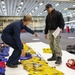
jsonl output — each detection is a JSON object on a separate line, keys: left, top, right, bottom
{"left": 40, "top": 13, "right": 42, "bottom": 15}
{"left": 64, "top": 8, "right": 68, "bottom": 10}
{"left": 55, "top": 3, "right": 59, "bottom": 6}
{"left": 73, "top": 5, "right": 75, "bottom": 7}
{"left": 3, "top": 5, "right": 5, "bottom": 9}
{"left": 21, "top": 1, "right": 24, "bottom": 5}
{"left": 19, "top": 6, "right": 22, "bottom": 9}
{"left": 32, "top": 10, "right": 34, "bottom": 13}
{"left": 17, "top": 9, "right": 20, "bottom": 12}
{"left": 35, "top": 7, "right": 38, "bottom": 10}
{"left": 4, "top": 9, "right": 6, "bottom": 12}
{"left": 29, "top": 13, "right": 32, "bottom": 15}
{"left": 40, "top": 2, "right": 43, "bottom": 6}
{"left": 1, "top": 1, "right": 4, "bottom": 4}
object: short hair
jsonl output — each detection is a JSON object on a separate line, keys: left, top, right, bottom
{"left": 23, "top": 14, "right": 32, "bottom": 21}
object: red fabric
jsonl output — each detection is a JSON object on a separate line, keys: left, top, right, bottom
{"left": 0, "top": 62, "right": 6, "bottom": 68}
{"left": 66, "top": 63, "right": 75, "bottom": 70}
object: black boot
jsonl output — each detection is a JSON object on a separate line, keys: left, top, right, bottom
{"left": 15, "top": 61, "right": 21, "bottom": 65}
{"left": 6, "top": 62, "right": 18, "bottom": 68}
{"left": 47, "top": 54, "right": 56, "bottom": 61}
{"left": 55, "top": 57, "right": 62, "bottom": 65}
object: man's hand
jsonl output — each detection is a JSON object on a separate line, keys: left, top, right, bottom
{"left": 34, "top": 32, "right": 38, "bottom": 37}
{"left": 60, "top": 28, "right": 63, "bottom": 33}
{"left": 21, "top": 50, "right": 25, "bottom": 57}
{"left": 44, "top": 34, "right": 47, "bottom": 39}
